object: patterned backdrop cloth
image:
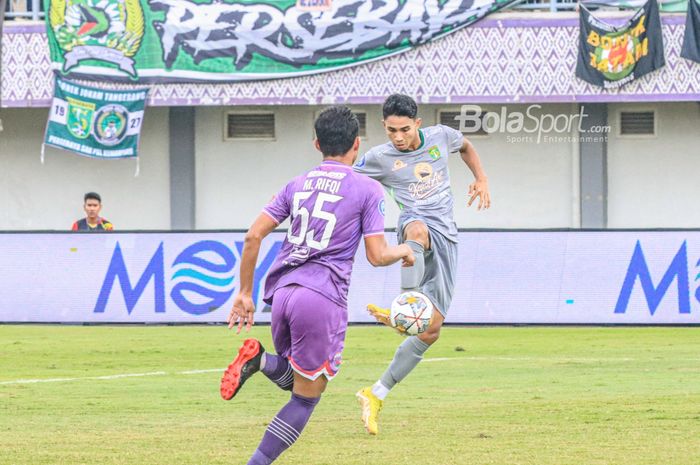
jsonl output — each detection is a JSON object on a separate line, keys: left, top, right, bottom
{"left": 0, "top": 0, "right": 7, "bottom": 106}
{"left": 2, "top": 15, "right": 699, "bottom": 106}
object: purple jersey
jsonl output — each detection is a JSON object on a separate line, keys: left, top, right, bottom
{"left": 262, "top": 160, "right": 386, "bottom": 307}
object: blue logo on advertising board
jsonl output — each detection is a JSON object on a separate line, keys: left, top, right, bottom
{"left": 170, "top": 241, "right": 236, "bottom": 315}
{"left": 94, "top": 240, "right": 282, "bottom": 315}
{"left": 615, "top": 241, "right": 700, "bottom": 315}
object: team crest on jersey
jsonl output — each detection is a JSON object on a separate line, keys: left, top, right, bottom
{"left": 428, "top": 146, "right": 441, "bottom": 160}
{"left": 49, "top": 0, "right": 145, "bottom": 76}
{"left": 93, "top": 104, "right": 129, "bottom": 146}
{"left": 392, "top": 159, "right": 407, "bottom": 171}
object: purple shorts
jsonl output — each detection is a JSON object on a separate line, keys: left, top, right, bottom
{"left": 270, "top": 284, "right": 347, "bottom": 381}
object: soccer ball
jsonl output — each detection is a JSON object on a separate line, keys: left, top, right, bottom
{"left": 390, "top": 291, "right": 433, "bottom": 336}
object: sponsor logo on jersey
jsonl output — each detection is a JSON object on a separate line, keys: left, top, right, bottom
{"left": 413, "top": 162, "right": 433, "bottom": 181}
{"left": 392, "top": 159, "right": 407, "bottom": 171}
{"left": 409, "top": 162, "right": 444, "bottom": 200}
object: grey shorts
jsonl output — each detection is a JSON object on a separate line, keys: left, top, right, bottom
{"left": 398, "top": 220, "right": 458, "bottom": 317}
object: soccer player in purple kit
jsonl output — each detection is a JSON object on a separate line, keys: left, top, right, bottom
{"left": 220, "top": 106, "right": 415, "bottom": 465}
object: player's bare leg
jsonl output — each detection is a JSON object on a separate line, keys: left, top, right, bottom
{"left": 248, "top": 373, "right": 327, "bottom": 465}
{"left": 416, "top": 307, "right": 444, "bottom": 346}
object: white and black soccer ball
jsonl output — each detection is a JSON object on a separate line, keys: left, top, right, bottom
{"left": 390, "top": 291, "right": 433, "bottom": 336}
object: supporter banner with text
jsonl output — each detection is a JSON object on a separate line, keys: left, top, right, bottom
{"left": 576, "top": 0, "right": 665, "bottom": 89}
{"left": 1, "top": 231, "right": 699, "bottom": 324}
{"left": 44, "top": 0, "right": 519, "bottom": 83}
{"left": 43, "top": 76, "right": 147, "bottom": 158}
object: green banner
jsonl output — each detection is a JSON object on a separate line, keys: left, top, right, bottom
{"left": 44, "top": 76, "right": 148, "bottom": 158}
{"left": 44, "top": 0, "right": 519, "bottom": 83}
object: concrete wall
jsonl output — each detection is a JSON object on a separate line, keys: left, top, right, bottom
{"left": 0, "top": 108, "right": 170, "bottom": 230}
{"left": 2, "top": 102, "right": 698, "bottom": 230}
{"left": 607, "top": 102, "right": 700, "bottom": 228}
{"left": 194, "top": 103, "right": 578, "bottom": 229}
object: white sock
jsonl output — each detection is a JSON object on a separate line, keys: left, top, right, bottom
{"left": 371, "top": 380, "right": 390, "bottom": 400}
{"left": 260, "top": 353, "right": 267, "bottom": 371}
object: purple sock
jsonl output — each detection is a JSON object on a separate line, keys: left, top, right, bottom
{"left": 261, "top": 354, "right": 294, "bottom": 391}
{"left": 247, "top": 449, "right": 272, "bottom": 465}
{"left": 248, "top": 393, "right": 320, "bottom": 464}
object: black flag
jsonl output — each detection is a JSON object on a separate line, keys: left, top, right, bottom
{"left": 681, "top": 0, "right": 700, "bottom": 64}
{"left": 576, "top": 0, "right": 665, "bottom": 89}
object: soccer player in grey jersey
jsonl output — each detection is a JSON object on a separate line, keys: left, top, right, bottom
{"left": 354, "top": 94, "right": 490, "bottom": 435}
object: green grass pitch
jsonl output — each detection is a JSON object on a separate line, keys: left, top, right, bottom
{"left": 1, "top": 325, "right": 699, "bottom": 465}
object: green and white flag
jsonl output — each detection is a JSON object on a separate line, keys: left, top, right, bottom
{"left": 44, "top": 0, "right": 519, "bottom": 83}
{"left": 43, "top": 76, "right": 148, "bottom": 161}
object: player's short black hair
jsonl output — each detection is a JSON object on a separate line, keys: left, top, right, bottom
{"left": 84, "top": 192, "right": 102, "bottom": 203}
{"left": 314, "top": 106, "right": 359, "bottom": 157}
{"left": 382, "top": 94, "right": 418, "bottom": 119}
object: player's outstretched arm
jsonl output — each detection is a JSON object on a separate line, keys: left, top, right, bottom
{"left": 459, "top": 137, "right": 491, "bottom": 210}
{"left": 227, "top": 213, "right": 278, "bottom": 333}
{"left": 364, "top": 235, "right": 415, "bottom": 268}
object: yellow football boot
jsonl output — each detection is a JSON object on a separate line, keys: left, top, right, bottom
{"left": 367, "top": 304, "right": 406, "bottom": 333}
{"left": 356, "top": 386, "right": 383, "bottom": 435}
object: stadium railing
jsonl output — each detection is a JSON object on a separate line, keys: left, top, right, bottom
{"left": 3, "top": 0, "right": 42, "bottom": 21}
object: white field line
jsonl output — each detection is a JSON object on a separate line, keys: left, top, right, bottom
{"left": 2, "top": 356, "right": 696, "bottom": 385}
{"left": 423, "top": 356, "right": 638, "bottom": 363}
{"left": 0, "top": 371, "right": 168, "bottom": 385}
{"left": 0, "top": 369, "right": 220, "bottom": 386}
{"left": 178, "top": 368, "right": 224, "bottom": 375}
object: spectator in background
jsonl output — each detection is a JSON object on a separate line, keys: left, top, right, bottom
{"left": 71, "top": 192, "right": 114, "bottom": 231}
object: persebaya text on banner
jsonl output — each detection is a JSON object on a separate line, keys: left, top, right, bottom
{"left": 43, "top": 76, "right": 148, "bottom": 159}
{"left": 44, "top": 0, "right": 519, "bottom": 83}
{"left": 576, "top": 0, "right": 665, "bottom": 89}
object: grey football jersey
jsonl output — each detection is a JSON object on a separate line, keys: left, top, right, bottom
{"left": 354, "top": 124, "right": 463, "bottom": 243}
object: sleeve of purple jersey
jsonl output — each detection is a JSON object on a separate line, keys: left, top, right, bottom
{"left": 262, "top": 182, "right": 292, "bottom": 224}
{"left": 361, "top": 181, "right": 386, "bottom": 237}
{"left": 441, "top": 124, "right": 464, "bottom": 153}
